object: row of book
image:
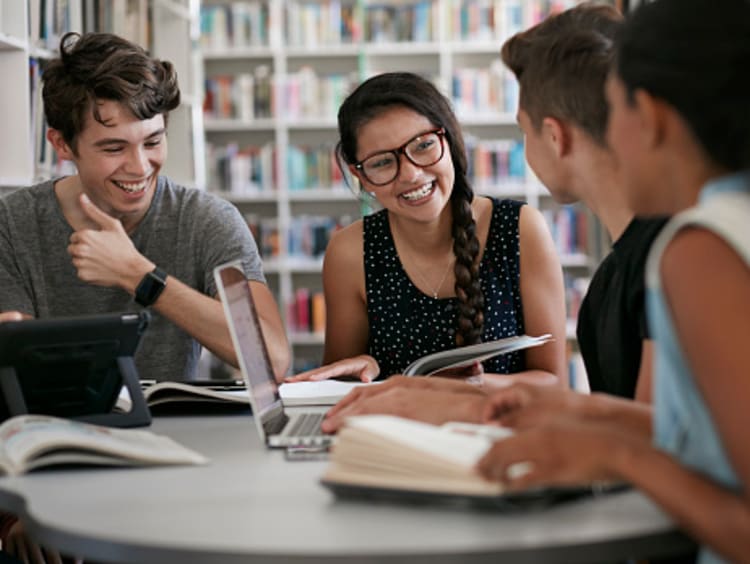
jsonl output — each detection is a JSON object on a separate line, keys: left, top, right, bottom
{"left": 200, "top": 3, "right": 269, "bottom": 50}
{"left": 208, "top": 143, "right": 276, "bottom": 195}
{"left": 465, "top": 138, "right": 526, "bottom": 184}
{"left": 204, "top": 67, "right": 357, "bottom": 122}
{"left": 244, "top": 213, "right": 354, "bottom": 259}
{"left": 542, "top": 206, "right": 591, "bottom": 256}
{"left": 452, "top": 62, "right": 519, "bottom": 117}
{"left": 208, "top": 138, "right": 527, "bottom": 194}
{"left": 286, "top": 288, "right": 326, "bottom": 335}
{"left": 203, "top": 66, "right": 273, "bottom": 121}
{"left": 364, "top": 2, "right": 436, "bottom": 43}
{"left": 204, "top": 67, "right": 519, "bottom": 123}
{"left": 285, "top": 1, "right": 359, "bottom": 46}
{"left": 29, "top": 0, "right": 150, "bottom": 51}
{"left": 447, "top": 0, "right": 524, "bottom": 41}
{"left": 200, "top": 0, "right": 585, "bottom": 50}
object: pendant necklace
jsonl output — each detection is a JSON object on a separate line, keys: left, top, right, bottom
{"left": 410, "top": 253, "right": 455, "bottom": 299}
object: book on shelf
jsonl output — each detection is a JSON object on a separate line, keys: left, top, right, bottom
{"left": 404, "top": 334, "right": 553, "bottom": 376}
{"left": 0, "top": 414, "right": 207, "bottom": 477}
{"left": 321, "top": 415, "right": 618, "bottom": 508}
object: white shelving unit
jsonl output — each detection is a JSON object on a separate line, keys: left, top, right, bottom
{"left": 0, "top": 0, "right": 203, "bottom": 192}
{"left": 199, "top": 0, "right": 600, "bottom": 373}
{"left": 0, "top": 1, "right": 34, "bottom": 189}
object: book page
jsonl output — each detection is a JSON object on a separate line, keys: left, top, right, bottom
{"left": 343, "top": 415, "right": 496, "bottom": 468}
{"left": 0, "top": 415, "right": 207, "bottom": 476}
{"left": 279, "top": 380, "right": 378, "bottom": 406}
{"left": 404, "top": 334, "right": 553, "bottom": 376}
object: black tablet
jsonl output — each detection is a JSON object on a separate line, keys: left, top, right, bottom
{"left": 0, "top": 312, "right": 152, "bottom": 427}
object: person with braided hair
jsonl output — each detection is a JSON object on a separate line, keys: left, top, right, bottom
{"left": 288, "top": 72, "right": 567, "bottom": 393}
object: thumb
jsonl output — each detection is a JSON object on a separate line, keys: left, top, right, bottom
{"left": 79, "top": 193, "right": 119, "bottom": 230}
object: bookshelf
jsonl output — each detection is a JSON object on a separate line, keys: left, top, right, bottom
{"left": 0, "top": 0, "right": 204, "bottom": 192}
{"left": 199, "top": 0, "right": 601, "bottom": 382}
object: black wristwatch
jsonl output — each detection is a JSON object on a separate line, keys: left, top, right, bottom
{"left": 134, "top": 266, "right": 168, "bottom": 307}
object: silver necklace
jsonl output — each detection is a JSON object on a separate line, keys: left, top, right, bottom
{"left": 410, "top": 254, "right": 455, "bottom": 299}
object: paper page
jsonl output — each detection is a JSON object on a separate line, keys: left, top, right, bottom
{"left": 0, "top": 415, "right": 207, "bottom": 475}
{"left": 279, "top": 380, "right": 378, "bottom": 406}
{"left": 344, "top": 415, "right": 493, "bottom": 468}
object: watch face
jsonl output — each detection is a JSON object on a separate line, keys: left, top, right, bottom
{"left": 136, "top": 268, "right": 167, "bottom": 307}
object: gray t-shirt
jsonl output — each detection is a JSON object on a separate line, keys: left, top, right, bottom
{"left": 0, "top": 176, "right": 264, "bottom": 381}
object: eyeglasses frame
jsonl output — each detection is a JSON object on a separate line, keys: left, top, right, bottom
{"left": 351, "top": 127, "right": 447, "bottom": 187}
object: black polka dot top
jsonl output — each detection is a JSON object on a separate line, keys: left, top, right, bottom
{"left": 364, "top": 197, "right": 526, "bottom": 379}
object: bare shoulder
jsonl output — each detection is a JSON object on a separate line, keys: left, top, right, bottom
{"left": 324, "top": 219, "right": 364, "bottom": 271}
{"left": 661, "top": 226, "right": 749, "bottom": 289}
{"left": 518, "top": 202, "right": 548, "bottom": 235}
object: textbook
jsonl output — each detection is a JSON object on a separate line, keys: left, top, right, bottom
{"left": 321, "top": 415, "right": 612, "bottom": 508}
{"left": 403, "top": 334, "right": 553, "bottom": 376}
{"left": 0, "top": 414, "right": 208, "bottom": 477}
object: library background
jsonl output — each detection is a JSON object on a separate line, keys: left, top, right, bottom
{"left": 0, "top": 0, "right": 622, "bottom": 389}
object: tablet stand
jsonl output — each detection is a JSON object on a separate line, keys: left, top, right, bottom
{"left": 0, "top": 356, "right": 151, "bottom": 428}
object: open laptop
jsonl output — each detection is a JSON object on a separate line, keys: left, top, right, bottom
{"left": 214, "top": 261, "right": 332, "bottom": 449}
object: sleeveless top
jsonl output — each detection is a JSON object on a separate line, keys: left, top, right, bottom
{"left": 646, "top": 172, "right": 750, "bottom": 564}
{"left": 364, "top": 197, "right": 526, "bottom": 378}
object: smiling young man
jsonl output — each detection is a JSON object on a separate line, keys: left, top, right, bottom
{"left": 0, "top": 32, "right": 290, "bottom": 382}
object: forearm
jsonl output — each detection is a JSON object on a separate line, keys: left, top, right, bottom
{"left": 482, "top": 369, "right": 560, "bottom": 389}
{"left": 611, "top": 439, "right": 750, "bottom": 561}
{"left": 150, "top": 276, "right": 239, "bottom": 367}
{"left": 586, "top": 393, "right": 652, "bottom": 439}
{"left": 258, "top": 316, "right": 291, "bottom": 382}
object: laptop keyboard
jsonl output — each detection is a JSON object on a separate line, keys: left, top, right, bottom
{"left": 286, "top": 412, "right": 325, "bottom": 437}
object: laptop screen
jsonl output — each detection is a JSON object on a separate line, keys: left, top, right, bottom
{"left": 214, "top": 263, "right": 280, "bottom": 414}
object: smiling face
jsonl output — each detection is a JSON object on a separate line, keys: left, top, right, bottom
{"left": 59, "top": 99, "right": 167, "bottom": 227}
{"left": 351, "top": 106, "right": 454, "bottom": 223}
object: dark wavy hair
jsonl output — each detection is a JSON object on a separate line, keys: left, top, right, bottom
{"left": 501, "top": 2, "right": 623, "bottom": 146}
{"left": 615, "top": 0, "right": 750, "bottom": 171}
{"left": 337, "top": 72, "right": 484, "bottom": 347}
{"left": 42, "top": 32, "right": 181, "bottom": 153}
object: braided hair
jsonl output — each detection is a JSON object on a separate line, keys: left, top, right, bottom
{"left": 337, "top": 72, "right": 484, "bottom": 346}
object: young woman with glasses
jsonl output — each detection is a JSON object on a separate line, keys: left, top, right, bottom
{"left": 288, "top": 72, "right": 567, "bottom": 391}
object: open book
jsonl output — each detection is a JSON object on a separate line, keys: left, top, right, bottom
{"left": 403, "top": 334, "right": 553, "bottom": 376}
{"left": 0, "top": 414, "right": 208, "bottom": 477}
{"left": 321, "top": 415, "right": 613, "bottom": 508}
{"left": 118, "top": 380, "right": 373, "bottom": 411}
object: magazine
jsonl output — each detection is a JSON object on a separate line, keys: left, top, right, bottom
{"left": 0, "top": 414, "right": 208, "bottom": 477}
{"left": 403, "top": 334, "right": 553, "bottom": 376}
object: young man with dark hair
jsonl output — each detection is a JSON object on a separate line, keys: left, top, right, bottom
{"left": 0, "top": 31, "right": 291, "bottom": 561}
{"left": 0, "top": 32, "right": 290, "bottom": 382}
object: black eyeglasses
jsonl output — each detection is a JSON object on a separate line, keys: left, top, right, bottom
{"left": 353, "top": 128, "right": 446, "bottom": 186}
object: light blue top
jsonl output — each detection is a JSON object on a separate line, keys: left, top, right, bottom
{"left": 646, "top": 171, "right": 750, "bottom": 564}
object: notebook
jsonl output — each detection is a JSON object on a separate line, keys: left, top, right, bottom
{"left": 214, "top": 261, "right": 332, "bottom": 449}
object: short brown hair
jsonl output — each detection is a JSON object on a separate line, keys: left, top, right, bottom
{"left": 42, "top": 32, "right": 181, "bottom": 152}
{"left": 501, "top": 2, "right": 622, "bottom": 146}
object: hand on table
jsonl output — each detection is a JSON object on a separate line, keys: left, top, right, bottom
{"left": 322, "top": 383, "right": 487, "bottom": 433}
{"left": 284, "top": 355, "right": 380, "bottom": 384}
{"left": 482, "top": 382, "right": 589, "bottom": 430}
{"left": 476, "top": 418, "right": 621, "bottom": 492}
